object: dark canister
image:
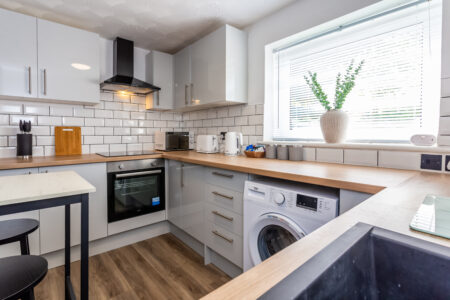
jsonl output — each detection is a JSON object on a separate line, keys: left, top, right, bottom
{"left": 17, "top": 120, "right": 32, "bottom": 159}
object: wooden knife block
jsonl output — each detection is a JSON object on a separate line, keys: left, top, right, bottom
{"left": 55, "top": 126, "right": 82, "bottom": 156}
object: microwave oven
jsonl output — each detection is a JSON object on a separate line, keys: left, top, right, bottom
{"left": 154, "top": 132, "right": 194, "bottom": 151}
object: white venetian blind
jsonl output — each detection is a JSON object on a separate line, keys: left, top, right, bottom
{"left": 272, "top": 0, "right": 441, "bottom": 142}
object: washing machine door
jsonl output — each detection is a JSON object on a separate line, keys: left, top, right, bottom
{"left": 249, "top": 213, "right": 306, "bottom": 266}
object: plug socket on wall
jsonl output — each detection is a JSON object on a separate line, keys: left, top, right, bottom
{"left": 446, "top": 155, "right": 450, "bottom": 172}
{"left": 420, "top": 154, "right": 442, "bottom": 171}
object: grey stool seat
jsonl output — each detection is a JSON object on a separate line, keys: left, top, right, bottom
{"left": 0, "top": 255, "right": 48, "bottom": 300}
{"left": 0, "top": 219, "right": 39, "bottom": 255}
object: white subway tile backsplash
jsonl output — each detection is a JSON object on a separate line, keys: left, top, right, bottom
{"left": 127, "top": 144, "right": 143, "bottom": 152}
{"left": 100, "top": 93, "right": 114, "bottom": 102}
{"left": 378, "top": 151, "right": 420, "bottom": 170}
{"left": 24, "top": 104, "right": 49, "bottom": 115}
{"left": 146, "top": 112, "right": 161, "bottom": 120}
{"left": 344, "top": 149, "right": 377, "bottom": 167}
{"left": 32, "top": 146, "right": 44, "bottom": 157}
{"left": 62, "top": 117, "right": 84, "bottom": 126}
{"left": 114, "top": 127, "right": 131, "bottom": 136}
{"left": 256, "top": 104, "right": 264, "bottom": 115}
{"left": 228, "top": 106, "right": 242, "bottom": 117}
{"left": 81, "top": 127, "right": 95, "bottom": 136}
{"left": 439, "top": 117, "right": 450, "bottom": 135}
{"left": 104, "top": 101, "right": 122, "bottom": 110}
{"left": 161, "top": 112, "right": 174, "bottom": 121}
{"left": 109, "top": 144, "right": 126, "bottom": 152}
{"left": 0, "top": 115, "right": 8, "bottom": 125}
{"left": 154, "top": 120, "right": 167, "bottom": 127}
{"left": 10, "top": 115, "right": 37, "bottom": 125}
{"left": 31, "top": 126, "right": 50, "bottom": 136}
{"left": 207, "top": 109, "right": 217, "bottom": 119}
{"left": 0, "top": 147, "right": 15, "bottom": 157}
{"left": 73, "top": 107, "right": 94, "bottom": 118}
{"left": 218, "top": 109, "right": 228, "bottom": 118}
{"left": 131, "top": 112, "right": 146, "bottom": 120}
{"left": 114, "top": 93, "right": 130, "bottom": 102}
{"left": 95, "top": 127, "right": 113, "bottom": 136}
{"left": 38, "top": 116, "right": 62, "bottom": 126}
{"left": 0, "top": 136, "right": 6, "bottom": 147}
{"left": 104, "top": 136, "right": 121, "bottom": 144}
{"left": 44, "top": 146, "right": 55, "bottom": 156}
{"left": 84, "top": 136, "right": 104, "bottom": 145}
{"left": 0, "top": 127, "right": 19, "bottom": 136}
{"left": 122, "top": 136, "right": 138, "bottom": 144}
{"left": 50, "top": 106, "right": 73, "bottom": 116}
{"left": 223, "top": 117, "right": 235, "bottom": 126}
{"left": 138, "top": 136, "right": 153, "bottom": 143}
{"left": 122, "top": 120, "right": 138, "bottom": 127}
{"left": 105, "top": 119, "right": 122, "bottom": 127}
{"left": 90, "top": 144, "right": 109, "bottom": 153}
{"left": 235, "top": 116, "right": 248, "bottom": 126}
{"left": 241, "top": 105, "right": 256, "bottom": 116}
{"left": 131, "top": 128, "right": 146, "bottom": 135}
{"left": 316, "top": 148, "right": 343, "bottom": 164}
{"left": 131, "top": 95, "right": 146, "bottom": 104}
{"left": 114, "top": 110, "right": 130, "bottom": 119}
{"left": 85, "top": 118, "right": 105, "bottom": 127}
{"left": 438, "top": 135, "right": 450, "bottom": 146}
{"left": 440, "top": 98, "right": 450, "bottom": 116}
{"left": 122, "top": 103, "right": 139, "bottom": 111}
{"left": 37, "top": 136, "right": 55, "bottom": 146}
{"left": 249, "top": 115, "right": 263, "bottom": 125}
{"left": 0, "top": 102, "right": 22, "bottom": 114}
{"left": 139, "top": 120, "right": 154, "bottom": 128}
{"left": 95, "top": 109, "right": 113, "bottom": 119}
{"left": 241, "top": 125, "right": 256, "bottom": 135}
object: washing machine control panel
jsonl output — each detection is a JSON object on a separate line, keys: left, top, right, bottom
{"left": 296, "top": 194, "right": 318, "bottom": 211}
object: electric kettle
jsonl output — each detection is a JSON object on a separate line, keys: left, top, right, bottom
{"left": 224, "top": 132, "right": 243, "bottom": 156}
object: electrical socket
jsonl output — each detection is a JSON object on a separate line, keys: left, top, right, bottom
{"left": 420, "top": 154, "right": 442, "bottom": 171}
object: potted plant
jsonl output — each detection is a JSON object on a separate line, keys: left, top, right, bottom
{"left": 304, "top": 60, "right": 364, "bottom": 143}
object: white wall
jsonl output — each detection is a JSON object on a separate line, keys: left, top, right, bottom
{"left": 244, "top": 0, "right": 381, "bottom": 105}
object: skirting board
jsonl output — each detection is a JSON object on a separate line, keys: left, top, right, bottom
{"left": 169, "top": 223, "right": 243, "bottom": 278}
{"left": 44, "top": 220, "right": 170, "bottom": 269}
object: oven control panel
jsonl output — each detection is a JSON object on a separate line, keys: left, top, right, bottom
{"left": 107, "top": 158, "right": 164, "bottom": 173}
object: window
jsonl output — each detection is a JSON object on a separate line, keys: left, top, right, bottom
{"left": 269, "top": 0, "right": 442, "bottom": 142}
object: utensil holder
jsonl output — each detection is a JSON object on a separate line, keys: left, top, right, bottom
{"left": 17, "top": 134, "right": 32, "bottom": 159}
{"left": 277, "top": 145, "right": 288, "bottom": 160}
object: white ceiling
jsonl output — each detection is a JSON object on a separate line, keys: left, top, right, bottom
{"left": 0, "top": 0, "right": 296, "bottom": 53}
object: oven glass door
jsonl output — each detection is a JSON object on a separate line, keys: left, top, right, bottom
{"left": 108, "top": 168, "right": 165, "bottom": 222}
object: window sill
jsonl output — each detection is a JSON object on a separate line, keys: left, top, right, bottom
{"left": 260, "top": 140, "right": 450, "bottom": 154}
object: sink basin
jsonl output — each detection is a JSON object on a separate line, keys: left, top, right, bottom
{"left": 259, "top": 223, "right": 450, "bottom": 300}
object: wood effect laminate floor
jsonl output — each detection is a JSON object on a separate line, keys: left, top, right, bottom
{"left": 34, "top": 233, "right": 231, "bottom": 300}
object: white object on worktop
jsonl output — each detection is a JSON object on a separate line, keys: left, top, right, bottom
{"left": 0, "top": 171, "right": 95, "bottom": 206}
{"left": 174, "top": 24, "right": 247, "bottom": 111}
{"left": 225, "top": 132, "right": 243, "bottom": 156}
{"left": 243, "top": 179, "right": 339, "bottom": 271}
{"left": 0, "top": 8, "right": 100, "bottom": 104}
{"left": 196, "top": 135, "right": 219, "bottom": 153}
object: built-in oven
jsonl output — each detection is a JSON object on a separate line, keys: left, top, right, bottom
{"left": 107, "top": 159, "right": 165, "bottom": 223}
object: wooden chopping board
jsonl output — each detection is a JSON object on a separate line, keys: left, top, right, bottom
{"left": 55, "top": 126, "right": 82, "bottom": 156}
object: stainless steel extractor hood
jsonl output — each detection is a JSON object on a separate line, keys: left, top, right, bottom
{"left": 100, "top": 37, "right": 160, "bottom": 95}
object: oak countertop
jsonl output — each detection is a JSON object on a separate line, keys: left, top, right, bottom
{"left": 0, "top": 151, "right": 448, "bottom": 300}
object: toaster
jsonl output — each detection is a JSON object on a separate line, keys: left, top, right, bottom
{"left": 196, "top": 135, "right": 219, "bottom": 153}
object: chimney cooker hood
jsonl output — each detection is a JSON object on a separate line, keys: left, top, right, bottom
{"left": 100, "top": 37, "right": 160, "bottom": 95}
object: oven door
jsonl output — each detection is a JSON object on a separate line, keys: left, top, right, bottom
{"left": 108, "top": 168, "right": 165, "bottom": 222}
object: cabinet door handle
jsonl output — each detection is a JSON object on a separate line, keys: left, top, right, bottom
{"left": 212, "top": 191, "right": 233, "bottom": 200}
{"left": 212, "top": 171, "right": 234, "bottom": 179}
{"left": 43, "top": 69, "right": 47, "bottom": 95}
{"left": 181, "top": 163, "right": 184, "bottom": 187}
{"left": 28, "top": 66, "right": 32, "bottom": 94}
{"left": 184, "top": 85, "right": 189, "bottom": 105}
{"left": 212, "top": 230, "right": 233, "bottom": 243}
{"left": 156, "top": 90, "right": 160, "bottom": 106}
{"left": 212, "top": 210, "right": 233, "bottom": 221}
{"left": 190, "top": 83, "right": 194, "bottom": 103}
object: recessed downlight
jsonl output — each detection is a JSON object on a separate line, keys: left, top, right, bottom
{"left": 71, "top": 63, "right": 91, "bottom": 70}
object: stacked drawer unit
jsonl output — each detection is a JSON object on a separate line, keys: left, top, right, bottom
{"left": 204, "top": 167, "right": 247, "bottom": 268}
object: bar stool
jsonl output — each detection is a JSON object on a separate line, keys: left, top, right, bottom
{"left": 0, "top": 219, "right": 44, "bottom": 300}
{"left": 0, "top": 219, "right": 39, "bottom": 255}
{"left": 0, "top": 255, "right": 48, "bottom": 300}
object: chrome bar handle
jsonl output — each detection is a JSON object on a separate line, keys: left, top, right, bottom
{"left": 181, "top": 163, "right": 184, "bottom": 187}
{"left": 184, "top": 85, "right": 188, "bottom": 105}
{"left": 43, "top": 69, "right": 47, "bottom": 95}
{"left": 116, "top": 170, "right": 162, "bottom": 179}
{"left": 212, "top": 230, "right": 233, "bottom": 243}
{"left": 156, "top": 90, "right": 160, "bottom": 106}
{"left": 212, "top": 191, "right": 234, "bottom": 200}
{"left": 212, "top": 171, "right": 234, "bottom": 179}
{"left": 28, "top": 66, "right": 31, "bottom": 94}
{"left": 212, "top": 210, "right": 233, "bottom": 221}
{"left": 190, "top": 83, "right": 194, "bottom": 103}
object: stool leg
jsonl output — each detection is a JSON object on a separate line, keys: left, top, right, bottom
{"left": 20, "top": 236, "right": 30, "bottom": 255}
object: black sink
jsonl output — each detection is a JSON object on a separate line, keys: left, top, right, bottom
{"left": 259, "top": 223, "right": 450, "bottom": 300}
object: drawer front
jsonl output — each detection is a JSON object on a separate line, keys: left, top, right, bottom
{"left": 205, "top": 184, "right": 243, "bottom": 215}
{"left": 205, "top": 203, "right": 243, "bottom": 237}
{"left": 205, "top": 167, "right": 247, "bottom": 192}
{"left": 205, "top": 221, "right": 243, "bottom": 268}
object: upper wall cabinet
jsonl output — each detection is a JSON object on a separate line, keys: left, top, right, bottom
{"left": 174, "top": 25, "right": 247, "bottom": 111}
{"left": 0, "top": 8, "right": 100, "bottom": 104}
{"left": 0, "top": 9, "right": 38, "bottom": 99}
{"left": 37, "top": 19, "right": 100, "bottom": 104}
{"left": 145, "top": 50, "right": 174, "bottom": 110}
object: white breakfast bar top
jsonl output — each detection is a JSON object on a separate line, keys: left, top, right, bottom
{"left": 0, "top": 171, "right": 96, "bottom": 207}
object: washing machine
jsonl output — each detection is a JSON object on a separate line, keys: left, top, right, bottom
{"left": 243, "top": 179, "right": 339, "bottom": 271}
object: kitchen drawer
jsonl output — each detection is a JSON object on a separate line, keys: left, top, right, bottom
{"left": 205, "top": 203, "right": 243, "bottom": 237}
{"left": 205, "top": 167, "right": 247, "bottom": 192}
{"left": 205, "top": 220, "right": 243, "bottom": 268}
{"left": 205, "top": 184, "right": 243, "bottom": 215}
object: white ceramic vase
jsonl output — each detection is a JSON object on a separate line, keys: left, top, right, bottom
{"left": 320, "top": 109, "right": 349, "bottom": 143}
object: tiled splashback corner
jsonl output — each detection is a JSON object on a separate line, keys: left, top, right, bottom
{"left": 181, "top": 103, "right": 264, "bottom": 149}
{"left": 0, "top": 94, "right": 264, "bottom": 158}
{"left": 0, "top": 93, "right": 183, "bottom": 158}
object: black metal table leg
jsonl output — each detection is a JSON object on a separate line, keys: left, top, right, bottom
{"left": 65, "top": 204, "right": 71, "bottom": 300}
{"left": 80, "top": 194, "right": 89, "bottom": 300}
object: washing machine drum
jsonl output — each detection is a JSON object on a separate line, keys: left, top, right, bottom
{"left": 249, "top": 213, "right": 306, "bottom": 266}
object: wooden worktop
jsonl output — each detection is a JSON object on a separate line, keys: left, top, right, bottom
{"left": 202, "top": 171, "right": 450, "bottom": 300}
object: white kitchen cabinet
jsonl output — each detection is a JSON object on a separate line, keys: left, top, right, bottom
{"left": 39, "top": 163, "right": 107, "bottom": 254}
{"left": 442, "top": 0, "right": 450, "bottom": 80}
{"left": 0, "top": 168, "right": 40, "bottom": 258}
{"left": 168, "top": 160, "right": 205, "bottom": 243}
{"left": 0, "top": 8, "right": 38, "bottom": 99}
{"left": 37, "top": 19, "right": 100, "bottom": 104}
{"left": 174, "top": 25, "right": 247, "bottom": 111}
{"left": 145, "top": 51, "right": 174, "bottom": 110}
{"left": 339, "top": 189, "right": 372, "bottom": 215}
{"left": 174, "top": 46, "right": 192, "bottom": 109}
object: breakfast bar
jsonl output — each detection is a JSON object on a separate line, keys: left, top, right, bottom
{"left": 0, "top": 171, "right": 95, "bottom": 300}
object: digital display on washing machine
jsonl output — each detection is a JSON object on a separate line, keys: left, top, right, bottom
{"left": 296, "top": 194, "right": 318, "bottom": 211}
